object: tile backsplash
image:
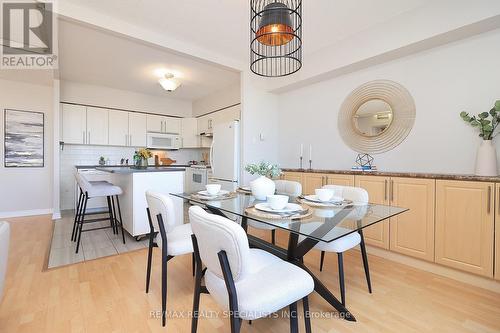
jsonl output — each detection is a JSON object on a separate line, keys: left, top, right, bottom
{"left": 59, "top": 144, "right": 208, "bottom": 210}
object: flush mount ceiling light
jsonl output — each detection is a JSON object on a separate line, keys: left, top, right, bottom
{"left": 250, "top": 0, "right": 302, "bottom": 77}
{"left": 158, "top": 73, "right": 180, "bottom": 92}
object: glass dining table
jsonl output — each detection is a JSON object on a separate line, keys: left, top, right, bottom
{"left": 171, "top": 191, "right": 408, "bottom": 322}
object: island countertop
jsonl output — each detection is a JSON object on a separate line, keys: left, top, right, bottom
{"left": 95, "top": 166, "right": 186, "bottom": 173}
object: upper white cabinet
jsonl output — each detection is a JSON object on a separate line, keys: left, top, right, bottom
{"left": 108, "top": 110, "right": 129, "bottom": 146}
{"left": 181, "top": 118, "right": 199, "bottom": 148}
{"left": 147, "top": 114, "right": 181, "bottom": 134}
{"left": 86, "top": 107, "right": 109, "bottom": 145}
{"left": 61, "top": 104, "right": 87, "bottom": 144}
{"left": 128, "top": 113, "right": 147, "bottom": 147}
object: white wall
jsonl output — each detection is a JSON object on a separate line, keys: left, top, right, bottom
{"left": 0, "top": 78, "right": 54, "bottom": 217}
{"left": 192, "top": 84, "right": 241, "bottom": 117}
{"left": 61, "top": 81, "right": 192, "bottom": 117}
{"left": 277, "top": 29, "right": 500, "bottom": 174}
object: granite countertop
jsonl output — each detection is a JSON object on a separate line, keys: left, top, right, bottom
{"left": 76, "top": 164, "right": 190, "bottom": 169}
{"left": 95, "top": 166, "right": 186, "bottom": 174}
{"left": 282, "top": 168, "right": 500, "bottom": 182}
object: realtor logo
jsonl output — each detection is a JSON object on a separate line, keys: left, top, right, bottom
{"left": 1, "top": 1, "right": 57, "bottom": 69}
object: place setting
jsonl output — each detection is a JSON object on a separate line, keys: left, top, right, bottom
{"left": 298, "top": 188, "right": 353, "bottom": 208}
{"left": 245, "top": 194, "right": 312, "bottom": 220}
{"left": 190, "top": 184, "right": 237, "bottom": 201}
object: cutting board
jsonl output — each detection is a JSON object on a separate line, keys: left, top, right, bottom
{"left": 160, "top": 158, "right": 176, "bottom": 166}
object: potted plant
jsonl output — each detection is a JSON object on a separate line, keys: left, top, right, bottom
{"left": 245, "top": 161, "right": 282, "bottom": 200}
{"left": 134, "top": 148, "right": 153, "bottom": 168}
{"left": 460, "top": 100, "right": 500, "bottom": 176}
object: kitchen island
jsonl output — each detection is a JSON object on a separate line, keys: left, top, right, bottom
{"left": 96, "top": 166, "right": 185, "bottom": 238}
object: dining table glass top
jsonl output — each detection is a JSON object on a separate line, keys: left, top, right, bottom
{"left": 171, "top": 192, "right": 408, "bottom": 243}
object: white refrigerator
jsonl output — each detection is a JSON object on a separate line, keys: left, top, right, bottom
{"left": 209, "top": 121, "right": 240, "bottom": 191}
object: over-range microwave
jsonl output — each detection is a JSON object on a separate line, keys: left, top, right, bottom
{"left": 147, "top": 132, "right": 181, "bottom": 150}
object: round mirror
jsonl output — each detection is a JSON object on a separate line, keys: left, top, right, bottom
{"left": 353, "top": 99, "right": 393, "bottom": 137}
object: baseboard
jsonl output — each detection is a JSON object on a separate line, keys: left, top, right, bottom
{"left": 52, "top": 210, "right": 61, "bottom": 220}
{"left": 365, "top": 245, "right": 500, "bottom": 294}
{"left": 0, "top": 208, "right": 53, "bottom": 219}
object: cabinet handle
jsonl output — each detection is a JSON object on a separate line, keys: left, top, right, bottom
{"left": 325, "top": 176, "right": 329, "bottom": 184}
{"left": 83, "top": 131, "right": 85, "bottom": 144}
{"left": 88, "top": 132, "right": 90, "bottom": 144}
{"left": 487, "top": 185, "right": 492, "bottom": 214}
{"left": 390, "top": 180, "right": 394, "bottom": 202}
{"left": 130, "top": 134, "right": 132, "bottom": 146}
{"left": 125, "top": 134, "right": 128, "bottom": 146}
{"left": 384, "top": 180, "right": 388, "bottom": 201}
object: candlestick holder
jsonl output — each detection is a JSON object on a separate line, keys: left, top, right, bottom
{"left": 299, "top": 156, "right": 303, "bottom": 169}
{"left": 308, "top": 159, "right": 312, "bottom": 170}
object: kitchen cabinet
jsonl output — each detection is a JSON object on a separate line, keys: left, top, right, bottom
{"left": 282, "top": 171, "right": 304, "bottom": 184}
{"left": 181, "top": 118, "right": 199, "bottom": 148}
{"left": 147, "top": 114, "right": 164, "bottom": 133}
{"left": 108, "top": 110, "right": 129, "bottom": 146}
{"left": 303, "top": 173, "right": 328, "bottom": 195}
{"left": 165, "top": 117, "right": 181, "bottom": 134}
{"left": 389, "top": 177, "right": 435, "bottom": 261}
{"left": 496, "top": 184, "right": 500, "bottom": 281}
{"left": 86, "top": 107, "right": 109, "bottom": 145}
{"left": 325, "top": 174, "right": 355, "bottom": 187}
{"left": 128, "top": 113, "right": 147, "bottom": 147}
{"left": 355, "top": 175, "right": 390, "bottom": 249}
{"left": 197, "top": 114, "right": 213, "bottom": 134}
{"left": 435, "top": 180, "right": 494, "bottom": 277}
{"left": 61, "top": 104, "right": 86, "bottom": 144}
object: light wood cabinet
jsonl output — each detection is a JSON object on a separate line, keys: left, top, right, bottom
{"left": 86, "top": 107, "right": 108, "bottom": 145}
{"left": 61, "top": 104, "right": 86, "bottom": 144}
{"left": 326, "top": 174, "right": 355, "bottom": 187}
{"left": 128, "top": 113, "right": 147, "bottom": 147}
{"left": 303, "top": 173, "right": 328, "bottom": 195}
{"left": 390, "top": 177, "right": 435, "bottom": 261}
{"left": 282, "top": 172, "right": 304, "bottom": 184}
{"left": 355, "top": 175, "right": 390, "bottom": 249}
{"left": 496, "top": 184, "right": 500, "bottom": 281}
{"left": 435, "top": 180, "right": 494, "bottom": 278}
{"left": 108, "top": 110, "right": 129, "bottom": 146}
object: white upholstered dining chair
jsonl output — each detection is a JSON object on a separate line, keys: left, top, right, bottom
{"left": 145, "top": 191, "right": 194, "bottom": 327}
{"left": 0, "top": 221, "right": 10, "bottom": 301}
{"left": 189, "top": 205, "right": 314, "bottom": 333}
{"left": 300, "top": 185, "right": 372, "bottom": 306}
{"left": 247, "top": 179, "right": 302, "bottom": 244}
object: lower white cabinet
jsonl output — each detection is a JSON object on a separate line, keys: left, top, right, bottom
{"left": 128, "top": 113, "right": 147, "bottom": 147}
{"left": 109, "top": 110, "right": 129, "bottom": 146}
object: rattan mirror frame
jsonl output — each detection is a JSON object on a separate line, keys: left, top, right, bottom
{"left": 338, "top": 80, "right": 416, "bottom": 154}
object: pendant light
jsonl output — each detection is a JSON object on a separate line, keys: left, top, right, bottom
{"left": 250, "top": 0, "right": 302, "bottom": 77}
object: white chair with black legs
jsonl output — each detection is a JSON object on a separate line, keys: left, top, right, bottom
{"left": 72, "top": 173, "right": 125, "bottom": 253}
{"left": 300, "top": 185, "right": 372, "bottom": 306}
{"left": 247, "top": 180, "right": 302, "bottom": 244}
{"left": 145, "top": 191, "right": 194, "bottom": 327}
{"left": 189, "top": 205, "right": 314, "bottom": 333}
{"left": 0, "top": 221, "right": 10, "bottom": 302}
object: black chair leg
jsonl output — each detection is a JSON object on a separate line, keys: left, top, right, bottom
{"left": 106, "top": 196, "right": 116, "bottom": 234}
{"left": 289, "top": 301, "right": 299, "bottom": 333}
{"left": 161, "top": 245, "right": 168, "bottom": 327}
{"left": 271, "top": 229, "right": 276, "bottom": 245}
{"left": 359, "top": 231, "right": 372, "bottom": 293}
{"left": 192, "top": 252, "right": 195, "bottom": 277}
{"left": 337, "top": 252, "right": 345, "bottom": 306}
{"left": 71, "top": 190, "right": 83, "bottom": 241}
{"left": 75, "top": 194, "right": 88, "bottom": 254}
{"left": 320, "top": 251, "right": 325, "bottom": 271}
{"left": 303, "top": 296, "right": 312, "bottom": 333}
{"left": 146, "top": 230, "right": 154, "bottom": 293}
{"left": 191, "top": 236, "right": 203, "bottom": 333}
{"left": 110, "top": 196, "right": 118, "bottom": 234}
{"left": 115, "top": 196, "right": 126, "bottom": 244}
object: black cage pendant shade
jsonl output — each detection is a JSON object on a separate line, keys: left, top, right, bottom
{"left": 250, "top": 0, "right": 302, "bottom": 77}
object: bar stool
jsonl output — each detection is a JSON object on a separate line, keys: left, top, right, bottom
{"left": 71, "top": 173, "right": 126, "bottom": 253}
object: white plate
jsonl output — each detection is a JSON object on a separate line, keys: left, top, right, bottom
{"left": 197, "top": 190, "right": 230, "bottom": 197}
{"left": 255, "top": 202, "right": 304, "bottom": 213}
{"left": 304, "top": 195, "right": 343, "bottom": 204}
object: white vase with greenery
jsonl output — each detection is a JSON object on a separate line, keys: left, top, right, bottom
{"left": 245, "top": 162, "right": 282, "bottom": 200}
{"left": 460, "top": 100, "right": 500, "bottom": 176}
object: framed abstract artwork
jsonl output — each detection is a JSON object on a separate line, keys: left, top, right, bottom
{"left": 4, "top": 109, "right": 45, "bottom": 167}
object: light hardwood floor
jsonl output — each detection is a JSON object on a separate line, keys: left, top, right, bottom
{"left": 0, "top": 214, "right": 499, "bottom": 333}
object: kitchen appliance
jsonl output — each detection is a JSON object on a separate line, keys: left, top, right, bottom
{"left": 185, "top": 165, "right": 209, "bottom": 193}
{"left": 209, "top": 121, "right": 240, "bottom": 191}
{"left": 147, "top": 132, "right": 181, "bottom": 150}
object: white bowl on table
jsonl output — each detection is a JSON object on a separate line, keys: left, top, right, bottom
{"left": 315, "top": 188, "right": 334, "bottom": 202}
{"left": 206, "top": 184, "right": 222, "bottom": 195}
{"left": 266, "top": 195, "right": 289, "bottom": 210}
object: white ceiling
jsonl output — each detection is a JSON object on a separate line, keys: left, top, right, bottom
{"left": 58, "top": 19, "right": 241, "bottom": 101}
{"left": 62, "top": 0, "right": 431, "bottom": 62}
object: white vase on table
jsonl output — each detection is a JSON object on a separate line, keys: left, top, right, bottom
{"left": 475, "top": 140, "right": 498, "bottom": 176}
{"left": 250, "top": 176, "right": 276, "bottom": 200}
